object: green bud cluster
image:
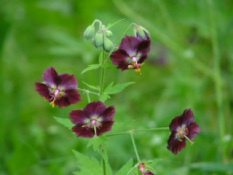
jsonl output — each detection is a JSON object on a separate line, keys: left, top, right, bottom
{"left": 84, "top": 20, "right": 114, "bottom": 52}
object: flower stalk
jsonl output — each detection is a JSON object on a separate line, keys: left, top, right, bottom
{"left": 100, "top": 49, "right": 106, "bottom": 97}
{"left": 130, "top": 130, "right": 141, "bottom": 163}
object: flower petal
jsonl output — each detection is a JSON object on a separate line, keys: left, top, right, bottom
{"left": 97, "top": 121, "right": 114, "bottom": 136}
{"left": 137, "top": 39, "right": 151, "bottom": 56}
{"left": 83, "top": 101, "right": 106, "bottom": 117}
{"left": 100, "top": 106, "right": 115, "bottom": 122}
{"left": 110, "top": 49, "right": 130, "bottom": 70}
{"left": 138, "top": 55, "right": 148, "bottom": 64}
{"left": 35, "top": 82, "right": 51, "bottom": 100}
{"left": 69, "top": 110, "right": 86, "bottom": 125}
{"left": 179, "top": 109, "right": 194, "bottom": 126}
{"left": 187, "top": 122, "right": 201, "bottom": 140}
{"left": 169, "top": 116, "right": 181, "bottom": 132}
{"left": 167, "top": 132, "right": 186, "bottom": 155}
{"left": 42, "top": 67, "right": 60, "bottom": 86}
{"left": 59, "top": 74, "right": 78, "bottom": 90}
{"left": 54, "top": 97, "right": 70, "bottom": 108}
{"left": 65, "top": 89, "right": 81, "bottom": 104}
{"left": 119, "top": 35, "right": 140, "bottom": 53}
{"left": 72, "top": 125, "right": 95, "bottom": 138}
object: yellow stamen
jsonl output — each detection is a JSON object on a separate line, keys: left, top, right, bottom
{"left": 81, "top": 125, "right": 86, "bottom": 127}
{"left": 135, "top": 68, "right": 142, "bottom": 75}
{"left": 43, "top": 97, "right": 47, "bottom": 101}
{"left": 50, "top": 101, "right": 55, "bottom": 108}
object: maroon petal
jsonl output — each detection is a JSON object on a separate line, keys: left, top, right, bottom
{"left": 169, "top": 116, "right": 181, "bottom": 132}
{"left": 100, "top": 106, "right": 115, "bottom": 122}
{"left": 54, "top": 97, "right": 70, "bottom": 108}
{"left": 35, "top": 82, "right": 51, "bottom": 100}
{"left": 72, "top": 125, "right": 95, "bottom": 138}
{"left": 110, "top": 49, "right": 129, "bottom": 66}
{"left": 97, "top": 121, "right": 114, "bottom": 136}
{"left": 187, "top": 122, "right": 201, "bottom": 140}
{"left": 59, "top": 74, "right": 78, "bottom": 90}
{"left": 65, "top": 89, "right": 81, "bottom": 104}
{"left": 42, "top": 67, "right": 60, "bottom": 86}
{"left": 83, "top": 101, "right": 106, "bottom": 117}
{"left": 119, "top": 35, "right": 141, "bottom": 53}
{"left": 145, "top": 171, "right": 154, "bottom": 175}
{"left": 69, "top": 110, "right": 86, "bottom": 125}
{"left": 137, "top": 39, "right": 151, "bottom": 56}
{"left": 179, "top": 109, "right": 194, "bottom": 126}
{"left": 167, "top": 132, "right": 186, "bottom": 155}
{"left": 138, "top": 55, "right": 148, "bottom": 64}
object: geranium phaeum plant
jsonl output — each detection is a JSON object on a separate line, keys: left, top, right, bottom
{"left": 35, "top": 67, "right": 81, "bottom": 108}
{"left": 167, "top": 109, "right": 201, "bottom": 155}
{"left": 110, "top": 35, "right": 151, "bottom": 74}
{"left": 70, "top": 101, "right": 115, "bottom": 138}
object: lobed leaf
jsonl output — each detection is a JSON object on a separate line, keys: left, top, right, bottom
{"left": 81, "top": 64, "right": 101, "bottom": 74}
{"left": 104, "top": 82, "right": 135, "bottom": 95}
{"left": 115, "top": 159, "right": 133, "bottom": 175}
{"left": 82, "top": 81, "right": 100, "bottom": 91}
{"left": 54, "top": 116, "right": 73, "bottom": 130}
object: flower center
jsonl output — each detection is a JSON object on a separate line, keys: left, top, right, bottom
{"left": 176, "top": 125, "right": 189, "bottom": 141}
{"left": 84, "top": 116, "right": 103, "bottom": 128}
{"left": 49, "top": 86, "right": 65, "bottom": 107}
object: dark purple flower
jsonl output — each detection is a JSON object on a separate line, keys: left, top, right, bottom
{"left": 167, "top": 109, "right": 201, "bottom": 155}
{"left": 110, "top": 35, "right": 151, "bottom": 74}
{"left": 35, "top": 67, "right": 81, "bottom": 108}
{"left": 69, "top": 101, "right": 115, "bottom": 138}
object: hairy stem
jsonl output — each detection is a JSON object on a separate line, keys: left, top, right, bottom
{"left": 99, "top": 49, "right": 105, "bottom": 97}
{"left": 77, "top": 87, "right": 99, "bottom": 96}
{"left": 130, "top": 130, "right": 141, "bottom": 163}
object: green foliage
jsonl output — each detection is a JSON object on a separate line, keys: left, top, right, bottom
{"left": 54, "top": 116, "right": 73, "bottom": 130}
{"left": 82, "top": 81, "right": 100, "bottom": 91}
{"left": 115, "top": 159, "right": 133, "bottom": 175}
{"left": 87, "top": 135, "right": 108, "bottom": 162}
{"left": 73, "top": 150, "right": 104, "bottom": 175}
{"left": 104, "top": 82, "right": 135, "bottom": 94}
{"left": 81, "top": 64, "right": 101, "bottom": 74}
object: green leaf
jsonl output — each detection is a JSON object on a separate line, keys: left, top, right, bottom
{"left": 54, "top": 116, "right": 73, "bottom": 130}
{"left": 73, "top": 150, "right": 103, "bottom": 175}
{"left": 115, "top": 159, "right": 133, "bottom": 175}
{"left": 82, "top": 81, "right": 100, "bottom": 91}
{"left": 87, "top": 135, "right": 108, "bottom": 162}
{"left": 99, "top": 51, "right": 103, "bottom": 64}
{"left": 104, "top": 82, "right": 135, "bottom": 95}
{"left": 100, "top": 93, "right": 110, "bottom": 102}
{"left": 81, "top": 64, "right": 101, "bottom": 74}
{"left": 107, "top": 19, "right": 125, "bottom": 29}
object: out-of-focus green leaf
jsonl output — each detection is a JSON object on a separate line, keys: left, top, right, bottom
{"left": 115, "top": 159, "right": 133, "bottom": 175}
{"left": 104, "top": 82, "right": 135, "bottom": 94}
{"left": 100, "top": 93, "right": 110, "bottom": 102}
{"left": 82, "top": 81, "right": 100, "bottom": 91}
{"left": 81, "top": 64, "right": 101, "bottom": 74}
{"left": 54, "top": 116, "right": 73, "bottom": 130}
{"left": 73, "top": 150, "right": 103, "bottom": 175}
{"left": 87, "top": 135, "right": 108, "bottom": 162}
{"left": 190, "top": 162, "right": 233, "bottom": 172}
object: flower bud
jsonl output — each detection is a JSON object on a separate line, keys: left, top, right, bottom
{"left": 93, "top": 31, "right": 104, "bottom": 48}
{"left": 83, "top": 25, "right": 95, "bottom": 40}
{"left": 134, "top": 24, "right": 149, "bottom": 40}
{"left": 105, "top": 30, "right": 112, "bottom": 38}
{"left": 103, "top": 37, "right": 114, "bottom": 52}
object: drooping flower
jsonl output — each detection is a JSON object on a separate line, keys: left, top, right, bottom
{"left": 35, "top": 67, "right": 81, "bottom": 108}
{"left": 110, "top": 35, "right": 151, "bottom": 75}
{"left": 167, "top": 109, "right": 201, "bottom": 155}
{"left": 70, "top": 101, "right": 115, "bottom": 138}
{"left": 134, "top": 24, "right": 150, "bottom": 40}
{"left": 139, "top": 163, "right": 154, "bottom": 175}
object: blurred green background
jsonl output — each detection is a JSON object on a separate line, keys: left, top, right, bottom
{"left": 0, "top": 0, "right": 232, "bottom": 174}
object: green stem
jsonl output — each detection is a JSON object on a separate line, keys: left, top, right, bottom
{"left": 130, "top": 130, "right": 141, "bottom": 163}
{"left": 94, "top": 125, "right": 97, "bottom": 136}
{"left": 77, "top": 87, "right": 99, "bottom": 96}
{"left": 106, "top": 127, "right": 169, "bottom": 137}
{"left": 103, "top": 159, "right": 106, "bottom": 175}
{"left": 86, "top": 91, "right": 91, "bottom": 103}
{"left": 99, "top": 49, "right": 105, "bottom": 97}
{"left": 207, "top": 0, "right": 224, "bottom": 161}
